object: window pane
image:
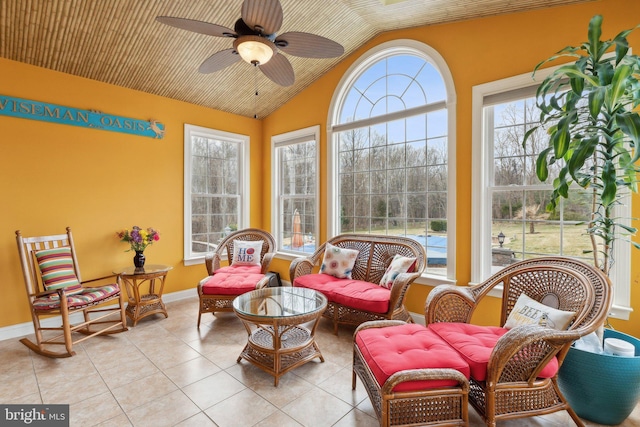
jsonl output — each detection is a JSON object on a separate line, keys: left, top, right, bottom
{"left": 336, "top": 53, "right": 449, "bottom": 275}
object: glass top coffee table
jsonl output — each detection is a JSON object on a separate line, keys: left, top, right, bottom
{"left": 232, "top": 287, "right": 328, "bottom": 386}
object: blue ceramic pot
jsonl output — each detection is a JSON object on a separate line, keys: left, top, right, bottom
{"left": 558, "top": 329, "right": 640, "bottom": 425}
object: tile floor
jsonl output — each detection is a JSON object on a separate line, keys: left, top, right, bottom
{"left": 2, "top": 295, "right": 639, "bottom": 427}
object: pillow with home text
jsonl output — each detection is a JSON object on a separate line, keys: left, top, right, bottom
{"left": 232, "top": 240, "right": 263, "bottom": 266}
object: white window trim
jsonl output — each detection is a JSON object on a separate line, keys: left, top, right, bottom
{"left": 271, "top": 125, "right": 320, "bottom": 260}
{"left": 471, "top": 69, "right": 632, "bottom": 319}
{"left": 183, "top": 123, "right": 250, "bottom": 266}
{"left": 326, "top": 39, "right": 457, "bottom": 284}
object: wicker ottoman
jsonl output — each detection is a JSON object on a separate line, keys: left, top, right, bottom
{"left": 353, "top": 321, "right": 470, "bottom": 427}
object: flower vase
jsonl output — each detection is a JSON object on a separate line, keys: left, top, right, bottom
{"left": 133, "top": 251, "right": 146, "bottom": 268}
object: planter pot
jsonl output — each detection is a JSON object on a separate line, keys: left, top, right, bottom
{"left": 558, "top": 329, "right": 640, "bottom": 425}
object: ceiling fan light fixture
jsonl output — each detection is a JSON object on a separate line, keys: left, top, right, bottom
{"left": 234, "top": 35, "right": 275, "bottom": 65}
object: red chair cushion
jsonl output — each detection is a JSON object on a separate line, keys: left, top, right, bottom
{"left": 201, "top": 272, "right": 265, "bottom": 295}
{"left": 294, "top": 273, "right": 390, "bottom": 313}
{"left": 428, "top": 322, "right": 559, "bottom": 381}
{"left": 355, "top": 323, "right": 470, "bottom": 392}
{"left": 215, "top": 264, "right": 262, "bottom": 274}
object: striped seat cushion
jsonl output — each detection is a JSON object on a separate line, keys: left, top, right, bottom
{"left": 34, "top": 247, "right": 82, "bottom": 296}
{"left": 33, "top": 284, "right": 120, "bottom": 310}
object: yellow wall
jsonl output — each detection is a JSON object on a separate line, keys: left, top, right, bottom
{"left": 2, "top": 0, "right": 639, "bottom": 337}
{"left": 0, "top": 58, "right": 263, "bottom": 328}
{"left": 263, "top": 0, "right": 640, "bottom": 335}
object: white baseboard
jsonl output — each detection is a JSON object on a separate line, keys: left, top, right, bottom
{"left": 0, "top": 288, "right": 196, "bottom": 342}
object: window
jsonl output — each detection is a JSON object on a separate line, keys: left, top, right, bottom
{"left": 183, "top": 124, "right": 249, "bottom": 264}
{"left": 272, "top": 126, "right": 319, "bottom": 255}
{"left": 328, "top": 40, "right": 456, "bottom": 280}
{"left": 471, "top": 71, "right": 631, "bottom": 319}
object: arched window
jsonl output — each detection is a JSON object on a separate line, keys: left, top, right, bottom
{"left": 328, "top": 40, "right": 456, "bottom": 279}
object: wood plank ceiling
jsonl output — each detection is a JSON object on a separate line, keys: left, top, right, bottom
{"left": 0, "top": 0, "right": 593, "bottom": 118}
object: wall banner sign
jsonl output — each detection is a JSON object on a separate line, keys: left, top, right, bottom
{"left": 0, "top": 95, "right": 165, "bottom": 139}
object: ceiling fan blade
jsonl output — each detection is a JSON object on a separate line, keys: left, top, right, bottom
{"left": 156, "top": 16, "right": 236, "bottom": 38}
{"left": 241, "top": 0, "right": 283, "bottom": 35}
{"left": 198, "top": 49, "right": 241, "bottom": 74}
{"left": 259, "top": 54, "right": 294, "bottom": 86}
{"left": 276, "top": 32, "right": 344, "bottom": 58}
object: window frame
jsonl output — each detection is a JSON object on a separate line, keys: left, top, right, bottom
{"left": 183, "top": 123, "right": 250, "bottom": 265}
{"left": 471, "top": 69, "right": 632, "bottom": 319}
{"left": 271, "top": 125, "right": 320, "bottom": 258}
{"left": 327, "top": 39, "right": 457, "bottom": 284}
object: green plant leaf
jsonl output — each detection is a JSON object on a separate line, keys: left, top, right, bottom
{"left": 610, "top": 65, "right": 633, "bottom": 107}
{"left": 553, "top": 116, "right": 571, "bottom": 158}
{"left": 536, "top": 147, "right": 552, "bottom": 181}
{"left": 617, "top": 112, "right": 640, "bottom": 163}
{"left": 588, "top": 87, "right": 605, "bottom": 119}
{"left": 588, "top": 15, "right": 603, "bottom": 60}
{"left": 601, "top": 159, "right": 617, "bottom": 206}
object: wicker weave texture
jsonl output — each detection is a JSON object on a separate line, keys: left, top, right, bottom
{"left": 425, "top": 256, "right": 612, "bottom": 427}
{"left": 290, "top": 234, "right": 426, "bottom": 333}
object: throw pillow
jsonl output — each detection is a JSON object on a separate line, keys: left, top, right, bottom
{"left": 232, "top": 240, "right": 263, "bottom": 266}
{"left": 378, "top": 254, "right": 417, "bottom": 289}
{"left": 320, "top": 242, "right": 359, "bottom": 279}
{"left": 34, "top": 247, "right": 83, "bottom": 296}
{"left": 504, "top": 293, "right": 575, "bottom": 330}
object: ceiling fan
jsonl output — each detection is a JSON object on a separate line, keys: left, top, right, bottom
{"left": 156, "top": 0, "right": 345, "bottom": 87}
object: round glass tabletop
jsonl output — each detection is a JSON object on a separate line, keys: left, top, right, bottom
{"left": 233, "top": 287, "right": 327, "bottom": 319}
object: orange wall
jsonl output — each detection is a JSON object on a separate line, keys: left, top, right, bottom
{"left": 0, "top": 58, "right": 263, "bottom": 328}
{"left": 262, "top": 0, "right": 640, "bottom": 335}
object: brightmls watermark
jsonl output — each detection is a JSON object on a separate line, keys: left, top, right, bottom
{"left": 0, "top": 405, "right": 69, "bottom": 426}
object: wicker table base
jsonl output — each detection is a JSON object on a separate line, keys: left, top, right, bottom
{"left": 114, "top": 264, "right": 172, "bottom": 326}
{"left": 233, "top": 287, "right": 328, "bottom": 386}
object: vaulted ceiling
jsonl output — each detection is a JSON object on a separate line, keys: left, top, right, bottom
{"left": 0, "top": 0, "right": 593, "bottom": 118}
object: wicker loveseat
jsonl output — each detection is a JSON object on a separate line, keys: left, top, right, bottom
{"left": 353, "top": 256, "right": 611, "bottom": 427}
{"left": 289, "top": 234, "right": 427, "bottom": 334}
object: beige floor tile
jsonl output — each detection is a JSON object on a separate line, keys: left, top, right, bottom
{"left": 332, "top": 408, "right": 379, "bottom": 427}
{"left": 112, "top": 371, "right": 177, "bottom": 412}
{"left": 126, "top": 389, "right": 200, "bottom": 427}
{"left": 173, "top": 412, "right": 218, "bottom": 427}
{"left": 181, "top": 370, "right": 246, "bottom": 410}
{"left": 163, "top": 356, "right": 221, "bottom": 388}
{"left": 204, "top": 388, "right": 278, "bottom": 427}
{"left": 40, "top": 370, "right": 109, "bottom": 405}
{"left": 253, "top": 410, "right": 305, "bottom": 427}
{"left": 282, "top": 387, "right": 354, "bottom": 427}
{"left": 5, "top": 295, "right": 640, "bottom": 427}
{"left": 69, "top": 391, "right": 126, "bottom": 426}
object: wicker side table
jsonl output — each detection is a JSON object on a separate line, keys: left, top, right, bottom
{"left": 233, "top": 287, "right": 327, "bottom": 386}
{"left": 114, "top": 264, "right": 172, "bottom": 326}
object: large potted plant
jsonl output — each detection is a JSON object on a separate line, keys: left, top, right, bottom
{"left": 524, "top": 15, "right": 640, "bottom": 425}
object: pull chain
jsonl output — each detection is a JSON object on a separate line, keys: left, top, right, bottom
{"left": 253, "top": 63, "right": 259, "bottom": 119}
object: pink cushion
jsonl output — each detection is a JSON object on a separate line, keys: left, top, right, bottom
{"left": 216, "top": 264, "right": 262, "bottom": 274}
{"left": 355, "top": 323, "right": 470, "bottom": 392}
{"left": 201, "top": 272, "right": 265, "bottom": 295}
{"left": 429, "top": 323, "right": 559, "bottom": 381}
{"left": 294, "top": 273, "right": 390, "bottom": 313}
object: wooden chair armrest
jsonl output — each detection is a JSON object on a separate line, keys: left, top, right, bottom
{"left": 425, "top": 284, "right": 477, "bottom": 324}
{"left": 486, "top": 324, "right": 581, "bottom": 384}
{"left": 382, "top": 368, "right": 469, "bottom": 395}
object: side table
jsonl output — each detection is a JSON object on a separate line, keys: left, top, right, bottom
{"left": 114, "top": 264, "right": 172, "bottom": 326}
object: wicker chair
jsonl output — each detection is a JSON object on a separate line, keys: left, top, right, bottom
{"left": 290, "top": 234, "right": 427, "bottom": 334}
{"left": 425, "top": 256, "right": 612, "bottom": 427}
{"left": 197, "top": 228, "right": 276, "bottom": 327}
